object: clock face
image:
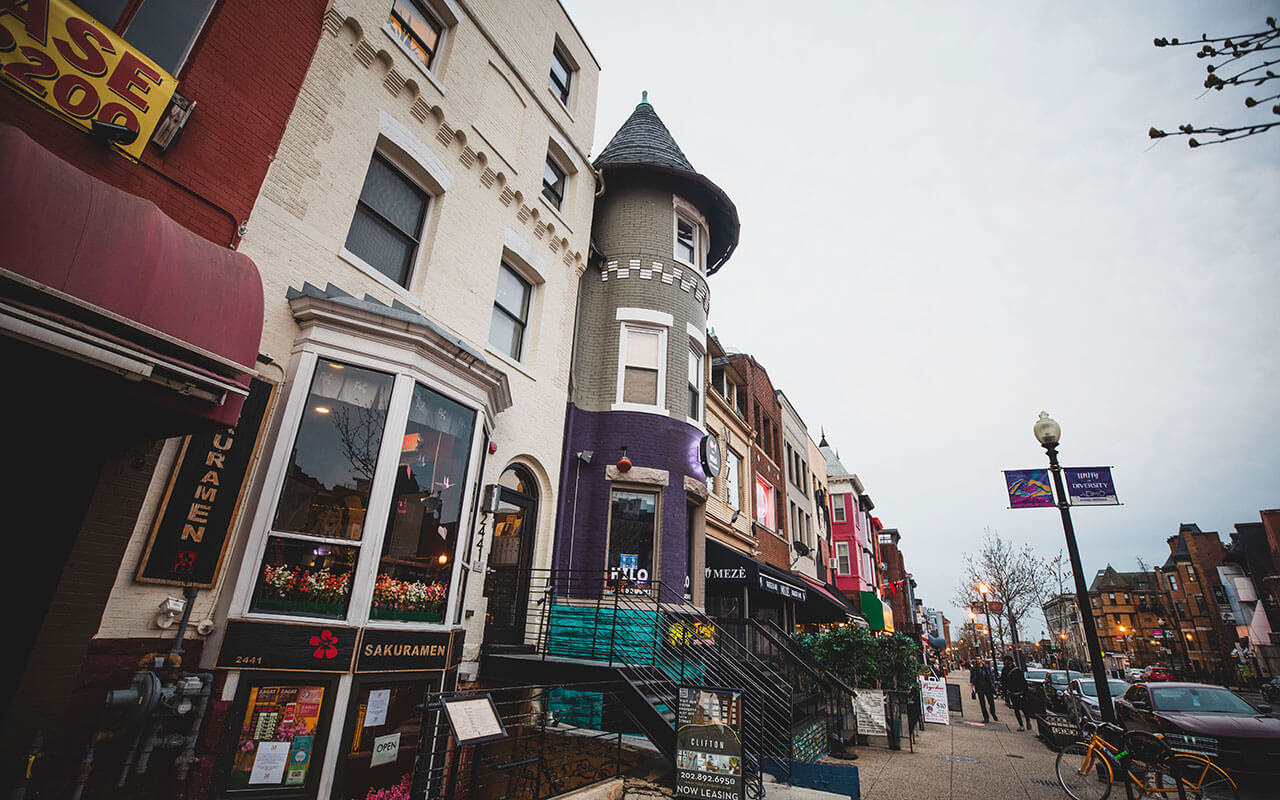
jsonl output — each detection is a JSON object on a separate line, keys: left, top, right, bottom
{"left": 701, "top": 434, "right": 721, "bottom": 478}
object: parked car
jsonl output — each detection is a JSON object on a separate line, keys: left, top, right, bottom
{"left": 1115, "top": 682, "right": 1280, "bottom": 778}
{"left": 1125, "top": 667, "right": 1144, "bottom": 682}
{"left": 1021, "top": 667, "right": 1051, "bottom": 716}
{"left": 1065, "top": 677, "right": 1131, "bottom": 722}
{"left": 1042, "top": 670, "right": 1087, "bottom": 714}
{"left": 1262, "top": 676, "right": 1280, "bottom": 704}
{"left": 1145, "top": 666, "right": 1174, "bottom": 682}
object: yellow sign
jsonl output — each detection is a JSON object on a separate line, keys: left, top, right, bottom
{"left": 0, "top": 0, "right": 177, "bottom": 160}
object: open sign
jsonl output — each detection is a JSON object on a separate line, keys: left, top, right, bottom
{"left": 370, "top": 732, "right": 401, "bottom": 767}
{"left": 0, "top": 0, "right": 177, "bottom": 160}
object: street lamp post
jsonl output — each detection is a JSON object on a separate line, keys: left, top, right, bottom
{"left": 978, "top": 583, "right": 998, "bottom": 665}
{"left": 1034, "top": 412, "right": 1117, "bottom": 723}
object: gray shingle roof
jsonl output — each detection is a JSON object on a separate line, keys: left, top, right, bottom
{"left": 594, "top": 97, "right": 740, "bottom": 274}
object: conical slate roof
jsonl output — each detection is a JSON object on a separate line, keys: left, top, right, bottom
{"left": 594, "top": 96, "right": 740, "bottom": 274}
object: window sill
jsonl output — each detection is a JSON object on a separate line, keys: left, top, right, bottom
{"left": 338, "top": 246, "right": 426, "bottom": 310}
{"left": 547, "top": 85, "right": 575, "bottom": 123}
{"left": 611, "top": 402, "right": 674, "bottom": 416}
{"left": 484, "top": 344, "right": 537, "bottom": 382}
{"left": 538, "top": 194, "right": 574, "bottom": 233}
{"left": 381, "top": 26, "right": 447, "bottom": 97}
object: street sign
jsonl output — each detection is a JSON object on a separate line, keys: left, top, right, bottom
{"left": 970, "top": 600, "right": 1003, "bottom": 614}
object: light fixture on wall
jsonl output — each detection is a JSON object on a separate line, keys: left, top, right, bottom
{"left": 616, "top": 447, "right": 631, "bottom": 472}
{"left": 730, "top": 510, "right": 740, "bottom": 524}
{"left": 577, "top": 450, "right": 593, "bottom": 463}
{"left": 155, "top": 596, "right": 186, "bottom": 629}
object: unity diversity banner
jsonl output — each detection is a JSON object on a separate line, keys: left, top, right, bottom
{"left": 1063, "top": 467, "right": 1120, "bottom": 506}
{"left": 919, "top": 677, "right": 949, "bottom": 724}
{"left": 1003, "top": 469, "right": 1055, "bottom": 509}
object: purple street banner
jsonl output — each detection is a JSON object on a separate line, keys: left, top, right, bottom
{"left": 1004, "top": 469, "right": 1054, "bottom": 509}
{"left": 1063, "top": 467, "right": 1119, "bottom": 506}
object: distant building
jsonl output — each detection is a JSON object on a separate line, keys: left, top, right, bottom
{"left": 1087, "top": 566, "right": 1164, "bottom": 670}
{"left": 1156, "top": 524, "right": 1237, "bottom": 679}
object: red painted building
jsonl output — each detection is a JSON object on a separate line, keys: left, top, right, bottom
{"left": 1, "top": 2, "right": 327, "bottom": 796}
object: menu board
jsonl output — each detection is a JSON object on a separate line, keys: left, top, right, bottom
{"left": 675, "top": 686, "right": 744, "bottom": 800}
{"left": 855, "top": 689, "right": 887, "bottom": 736}
{"left": 441, "top": 695, "right": 508, "bottom": 745}
{"left": 919, "top": 677, "right": 950, "bottom": 724}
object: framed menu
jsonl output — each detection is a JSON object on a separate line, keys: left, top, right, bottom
{"left": 440, "top": 695, "right": 508, "bottom": 745}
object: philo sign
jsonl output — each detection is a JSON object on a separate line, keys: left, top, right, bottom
{"left": 0, "top": 0, "right": 178, "bottom": 160}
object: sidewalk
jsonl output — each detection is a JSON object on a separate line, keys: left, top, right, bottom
{"left": 851, "top": 672, "right": 1069, "bottom": 800}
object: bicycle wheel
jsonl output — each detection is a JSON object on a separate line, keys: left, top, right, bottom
{"left": 1056, "top": 741, "right": 1113, "bottom": 800}
{"left": 1153, "top": 754, "right": 1238, "bottom": 800}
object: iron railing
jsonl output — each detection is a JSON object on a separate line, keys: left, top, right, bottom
{"left": 502, "top": 569, "right": 802, "bottom": 794}
{"left": 411, "top": 682, "right": 650, "bottom": 800}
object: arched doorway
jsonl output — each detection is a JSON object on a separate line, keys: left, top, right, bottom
{"left": 483, "top": 465, "right": 538, "bottom": 647}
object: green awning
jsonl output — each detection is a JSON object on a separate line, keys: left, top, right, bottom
{"left": 859, "top": 591, "right": 894, "bottom": 632}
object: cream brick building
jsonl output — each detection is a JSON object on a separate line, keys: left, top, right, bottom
{"left": 90, "top": 2, "right": 599, "bottom": 796}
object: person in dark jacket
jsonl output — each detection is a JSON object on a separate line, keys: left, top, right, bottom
{"left": 969, "top": 660, "right": 998, "bottom": 722}
{"left": 1001, "top": 656, "right": 1029, "bottom": 730}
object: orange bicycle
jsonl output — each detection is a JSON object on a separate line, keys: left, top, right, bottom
{"left": 1055, "top": 720, "right": 1237, "bottom": 800}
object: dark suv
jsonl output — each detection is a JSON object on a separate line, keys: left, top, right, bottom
{"left": 1042, "top": 670, "right": 1087, "bottom": 714}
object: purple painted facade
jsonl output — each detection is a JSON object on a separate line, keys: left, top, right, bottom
{"left": 554, "top": 404, "right": 706, "bottom": 592}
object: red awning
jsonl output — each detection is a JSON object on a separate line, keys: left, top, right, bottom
{"left": 0, "top": 123, "right": 263, "bottom": 427}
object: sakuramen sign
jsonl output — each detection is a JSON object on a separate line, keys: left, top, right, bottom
{"left": 0, "top": 0, "right": 179, "bottom": 160}
{"left": 676, "top": 686, "right": 744, "bottom": 800}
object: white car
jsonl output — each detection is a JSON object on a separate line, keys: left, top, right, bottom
{"left": 1066, "top": 677, "right": 1132, "bottom": 721}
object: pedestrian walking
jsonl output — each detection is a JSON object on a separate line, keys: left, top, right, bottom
{"left": 970, "top": 659, "right": 998, "bottom": 722}
{"left": 1001, "top": 655, "right": 1030, "bottom": 730}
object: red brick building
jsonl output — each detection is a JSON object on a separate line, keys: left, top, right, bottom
{"left": 2, "top": 2, "right": 328, "bottom": 796}
{"left": 878, "top": 528, "right": 912, "bottom": 633}
{"left": 1155, "top": 523, "right": 1236, "bottom": 679}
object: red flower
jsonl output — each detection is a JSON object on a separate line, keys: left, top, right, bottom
{"left": 310, "top": 629, "right": 339, "bottom": 659}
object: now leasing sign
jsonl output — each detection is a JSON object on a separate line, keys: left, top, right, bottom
{"left": 0, "top": 0, "right": 178, "bottom": 160}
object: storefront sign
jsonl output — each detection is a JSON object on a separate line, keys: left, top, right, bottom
{"left": 854, "top": 689, "right": 886, "bottom": 736}
{"left": 919, "top": 677, "right": 949, "bottom": 724}
{"left": 217, "top": 621, "right": 357, "bottom": 672}
{"left": 705, "top": 566, "right": 747, "bottom": 582}
{"left": 354, "top": 629, "right": 458, "bottom": 673}
{"left": 1063, "top": 467, "right": 1119, "bottom": 506}
{"left": 758, "top": 573, "right": 806, "bottom": 602}
{"left": 137, "top": 379, "right": 274, "bottom": 587}
{"left": 1003, "top": 469, "right": 1055, "bottom": 508}
{"left": 0, "top": 0, "right": 178, "bottom": 160}
{"left": 675, "top": 686, "right": 744, "bottom": 800}
{"left": 700, "top": 434, "right": 722, "bottom": 479}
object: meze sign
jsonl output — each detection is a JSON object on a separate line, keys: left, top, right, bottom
{"left": 0, "top": 0, "right": 179, "bottom": 160}
{"left": 676, "top": 686, "right": 744, "bottom": 800}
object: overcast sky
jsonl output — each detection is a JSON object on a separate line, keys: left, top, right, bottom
{"left": 561, "top": 1, "right": 1280, "bottom": 641}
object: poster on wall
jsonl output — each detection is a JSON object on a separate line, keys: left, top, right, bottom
{"left": 675, "top": 685, "right": 744, "bottom": 800}
{"left": 854, "top": 689, "right": 887, "bottom": 736}
{"left": 919, "top": 678, "right": 950, "bottom": 724}
{"left": 229, "top": 685, "right": 326, "bottom": 790}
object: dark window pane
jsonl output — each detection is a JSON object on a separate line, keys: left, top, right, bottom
{"left": 122, "top": 0, "right": 217, "bottom": 74}
{"left": 372, "top": 383, "right": 476, "bottom": 622}
{"left": 488, "top": 306, "right": 523, "bottom": 360}
{"left": 273, "top": 362, "right": 395, "bottom": 539}
{"left": 608, "top": 490, "right": 656, "bottom": 585}
{"left": 250, "top": 536, "right": 358, "bottom": 618}
{"left": 549, "top": 48, "right": 572, "bottom": 103}
{"left": 676, "top": 218, "right": 696, "bottom": 263}
{"left": 75, "top": 0, "right": 131, "bottom": 28}
{"left": 227, "top": 682, "right": 329, "bottom": 790}
{"left": 359, "top": 156, "right": 428, "bottom": 236}
{"left": 345, "top": 209, "right": 415, "bottom": 286}
{"left": 337, "top": 681, "right": 431, "bottom": 798}
{"left": 542, "top": 157, "right": 565, "bottom": 208}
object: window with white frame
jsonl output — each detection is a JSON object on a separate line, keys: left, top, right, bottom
{"left": 832, "top": 494, "right": 846, "bottom": 523}
{"left": 542, "top": 152, "right": 567, "bottom": 210}
{"left": 345, "top": 153, "right": 431, "bottom": 287}
{"left": 488, "top": 262, "right": 531, "bottom": 361}
{"left": 835, "top": 541, "right": 851, "bottom": 575}
{"left": 617, "top": 324, "right": 664, "bottom": 407}
{"left": 251, "top": 360, "right": 478, "bottom": 623}
{"left": 549, "top": 41, "right": 574, "bottom": 105}
{"left": 725, "top": 450, "right": 741, "bottom": 510}
{"left": 675, "top": 213, "right": 701, "bottom": 268}
{"left": 688, "top": 348, "right": 702, "bottom": 422}
{"left": 387, "top": 0, "right": 445, "bottom": 71}
{"left": 754, "top": 474, "right": 775, "bottom": 530}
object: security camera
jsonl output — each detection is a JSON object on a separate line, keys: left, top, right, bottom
{"left": 155, "top": 596, "right": 186, "bottom": 629}
{"left": 90, "top": 119, "right": 138, "bottom": 146}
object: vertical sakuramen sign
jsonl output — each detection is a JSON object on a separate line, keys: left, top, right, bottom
{"left": 0, "top": 0, "right": 179, "bottom": 160}
{"left": 676, "top": 686, "right": 744, "bottom": 800}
